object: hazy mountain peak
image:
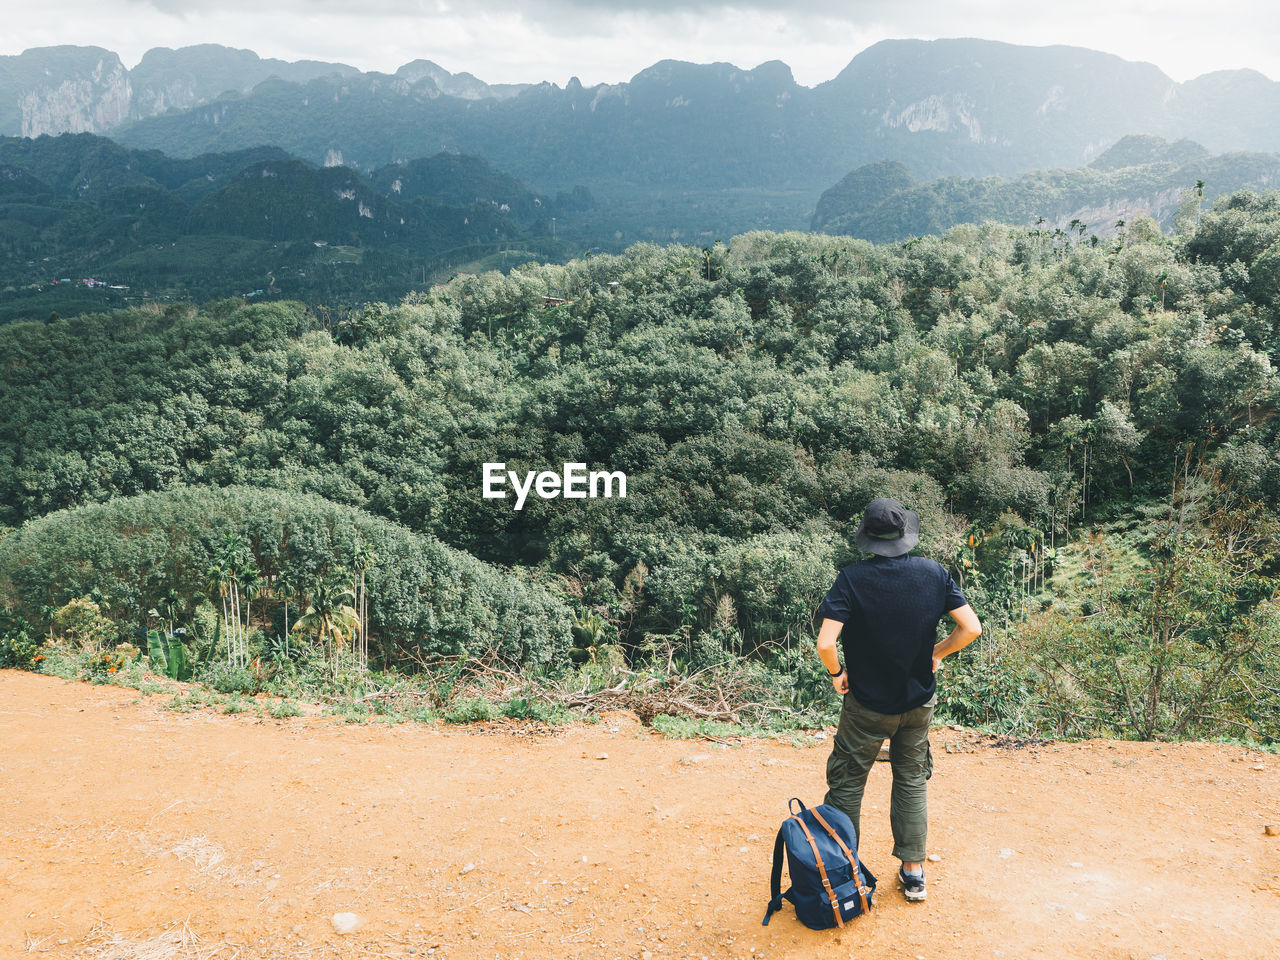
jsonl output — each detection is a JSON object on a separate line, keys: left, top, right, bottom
{"left": 0, "top": 43, "right": 359, "bottom": 137}
{"left": 0, "top": 47, "right": 130, "bottom": 137}
{"left": 631, "top": 59, "right": 734, "bottom": 83}
{"left": 394, "top": 59, "right": 526, "bottom": 100}
{"left": 628, "top": 58, "right": 798, "bottom": 96}
{"left": 131, "top": 43, "right": 356, "bottom": 88}
{"left": 15, "top": 43, "right": 119, "bottom": 60}
{"left": 823, "top": 36, "right": 1171, "bottom": 99}
{"left": 1088, "top": 134, "right": 1210, "bottom": 171}
{"left": 1187, "top": 67, "right": 1274, "bottom": 85}
{"left": 395, "top": 59, "right": 450, "bottom": 82}
{"left": 748, "top": 60, "right": 796, "bottom": 85}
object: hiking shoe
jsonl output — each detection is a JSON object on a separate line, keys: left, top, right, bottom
{"left": 898, "top": 865, "right": 927, "bottom": 902}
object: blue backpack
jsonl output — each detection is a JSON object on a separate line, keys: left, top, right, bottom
{"left": 762, "top": 798, "right": 876, "bottom": 929}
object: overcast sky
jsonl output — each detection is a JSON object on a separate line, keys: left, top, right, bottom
{"left": 3, "top": 0, "right": 1278, "bottom": 87}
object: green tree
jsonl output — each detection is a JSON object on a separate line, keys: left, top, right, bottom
{"left": 1026, "top": 466, "right": 1280, "bottom": 740}
{"left": 292, "top": 575, "right": 359, "bottom": 671}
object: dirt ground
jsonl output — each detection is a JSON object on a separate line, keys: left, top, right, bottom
{"left": 1, "top": 670, "right": 1277, "bottom": 960}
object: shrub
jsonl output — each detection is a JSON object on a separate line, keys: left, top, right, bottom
{"left": 1019, "top": 478, "right": 1280, "bottom": 742}
{"left": 443, "top": 696, "right": 496, "bottom": 724}
{"left": 500, "top": 695, "right": 572, "bottom": 723}
{"left": 201, "top": 662, "right": 258, "bottom": 695}
{"left": 271, "top": 700, "right": 303, "bottom": 719}
{"left": 51, "top": 598, "right": 117, "bottom": 651}
{"left": 934, "top": 636, "right": 1038, "bottom": 733}
{"left": 650, "top": 714, "right": 772, "bottom": 739}
{"left": 0, "top": 611, "right": 38, "bottom": 669}
{"left": 0, "top": 486, "right": 574, "bottom": 670}
{"left": 163, "top": 692, "right": 205, "bottom": 713}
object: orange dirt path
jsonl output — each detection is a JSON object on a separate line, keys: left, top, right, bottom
{"left": 0, "top": 669, "right": 1277, "bottom": 960}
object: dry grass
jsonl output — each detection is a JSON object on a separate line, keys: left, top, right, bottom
{"left": 373, "top": 649, "right": 792, "bottom": 726}
{"left": 72, "top": 918, "right": 243, "bottom": 960}
{"left": 553, "top": 665, "right": 775, "bottom": 724}
{"left": 166, "top": 835, "right": 229, "bottom": 876}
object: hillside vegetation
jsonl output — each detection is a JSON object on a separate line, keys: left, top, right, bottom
{"left": 812, "top": 136, "right": 1280, "bottom": 242}
{"left": 3, "top": 192, "right": 1280, "bottom": 742}
{"left": 0, "top": 133, "right": 588, "bottom": 320}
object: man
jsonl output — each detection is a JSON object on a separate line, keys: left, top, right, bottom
{"left": 814, "top": 497, "right": 981, "bottom": 903}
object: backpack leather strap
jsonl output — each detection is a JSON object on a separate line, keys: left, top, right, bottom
{"left": 789, "top": 815, "right": 843, "bottom": 928}
{"left": 762, "top": 829, "right": 786, "bottom": 925}
{"left": 810, "top": 807, "right": 870, "bottom": 916}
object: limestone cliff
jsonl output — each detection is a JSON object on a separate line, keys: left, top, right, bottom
{"left": 0, "top": 44, "right": 356, "bottom": 137}
{"left": 0, "top": 47, "right": 131, "bottom": 137}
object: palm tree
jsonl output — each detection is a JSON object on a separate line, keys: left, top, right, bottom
{"left": 241, "top": 562, "right": 262, "bottom": 642}
{"left": 206, "top": 559, "right": 232, "bottom": 663}
{"left": 292, "top": 578, "right": 358, "bottom": 671}
{"left": 275, "top": 569, "right": 302, "bottom": 648}
{"left": 210, "top": 534, "right": 260, "bottom": 667}
{"left": 351, "top": 543, "right": 376, "bottom": 672}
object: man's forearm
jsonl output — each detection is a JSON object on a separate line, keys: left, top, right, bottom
{"left": 815, "top": 617, "right": 843, "bottom": 674}
{"left": 933, "top": 624, "right": 978, "bottom": 660}
{"left": 934, "top": 603, "right": 982, "bottom": 667}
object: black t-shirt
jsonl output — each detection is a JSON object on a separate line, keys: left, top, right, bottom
{"left": 817, "top": 554, "right": 968, "bottom": 714}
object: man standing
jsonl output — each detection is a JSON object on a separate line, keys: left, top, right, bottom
{"left": 814, "top": 497, "right": 981, "bottom": 903}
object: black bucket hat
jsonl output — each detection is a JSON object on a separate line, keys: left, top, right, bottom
{"left": 855, "top": 497, "right": 920, "bottom": 557}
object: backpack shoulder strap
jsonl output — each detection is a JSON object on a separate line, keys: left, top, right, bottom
{"left": 761, "top": 828, "right": 787, "bottom": 925}
{"left": 810, "top": 807, "right": 870, "bottom": 915}
{"left": 789, "top": 814, "right": 844, "bottom": 928}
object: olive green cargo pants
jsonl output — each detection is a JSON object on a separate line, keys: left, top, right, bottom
{"left": 823, "top": 691, "right": 935, "bottom": 864}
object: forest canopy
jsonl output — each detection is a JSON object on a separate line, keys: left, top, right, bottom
{"left": 3, "top": 189, "right": 1280, "bottom": 739}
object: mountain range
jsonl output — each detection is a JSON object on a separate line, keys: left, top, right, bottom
{"left": 0, "top": 44, "right": 538, "bottom": 141}
{"left": 5, "top": 38, "right": 1280, "bottom": 319}
{"left": 0, "top": 133, "right": 585, "bottom": 321}
{"left": 5, "top": 38, "right": 1280, "bottom": 244}
{"left": 4, "top": 40, "right": 1280, "bottom": 187}
{"left": 107, "top": 41, "right": 1280, "bottom": 191}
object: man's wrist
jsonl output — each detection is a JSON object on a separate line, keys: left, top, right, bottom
{"left": 827, "top": 664, "right": 845, "bottom": 678}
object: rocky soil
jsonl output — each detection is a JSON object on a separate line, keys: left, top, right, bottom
{"left": 1, "top": 669, "right": 1277, "bottom": 960}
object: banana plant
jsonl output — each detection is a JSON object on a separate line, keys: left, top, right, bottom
{"left": 145, "top": 627, "right": 192, "bottom": 680}
{"left": 569, "top": 611, "right": 609, "bottom": 665}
